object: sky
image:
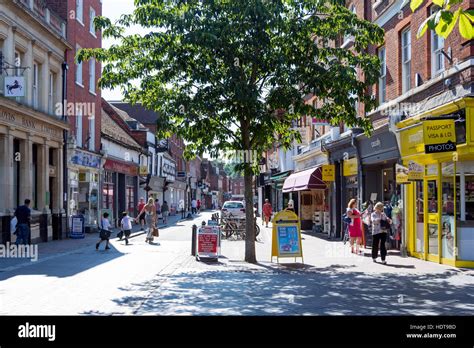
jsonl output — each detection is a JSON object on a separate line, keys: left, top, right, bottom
{"left": 101, "top": 0, "right": 147, "bottom": 101}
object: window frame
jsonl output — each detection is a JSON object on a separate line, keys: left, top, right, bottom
{"left": 75, "top": 44, "right": 83, "bottom": 86}
{"left": 430, "top": 6, "right": 445, "bottom": 77}
{"left": 89, "top": 58, "right": 95, "bottom": 93}
{"left": 76, "top": 0, "right": 84, "bottom": 25}
{"left": 89, "top": 7, "right": 96, "bottom": 36}
{"left": 33, "top": 62, "right": 39, "bottom": 109}
{"left": 401, "top": 28, "right": 411, "bottom": 93}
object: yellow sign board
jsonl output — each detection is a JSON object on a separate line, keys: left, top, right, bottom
{"left": 139, "top": 166, "right": 149, "bottom": 176}
{"left": 399, "top": 124, "right": 424, "bottom": 157}
{"left": 322, "top": 165, "right": 335, "bottom": 182}
{"left": 428, "top": 214, "right": 439, "bottom": 225}
{"left": 343, "top": 157, "right": 358, "bottom": 177}
{"left": 423, "top": 119, "right": 456, "bottom": 145}
{"left": 396, "top": 164, "right": 409, "bottom": 184}
{"left": 271, "top": 210, "right": 303, "bottom": 263}
{"left": 407, "top": 160, "right": 424, "bottom": 181}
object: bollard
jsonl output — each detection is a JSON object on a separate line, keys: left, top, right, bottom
{"left": 191, "top": 224, "right": 197, "bottom": 256}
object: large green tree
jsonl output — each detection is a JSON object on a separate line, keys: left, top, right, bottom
{"left": 80, "top": 0, "right": 383, "bottom": 263}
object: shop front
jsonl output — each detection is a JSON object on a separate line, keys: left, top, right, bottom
{"left": 282, "top": 166, "right": 328, "bottom": 231}
{"left": 269, "top": 170, "right": 292, "bottom": 212}
{"left": 102, "top": 158, "right": 138, "bottom": 227}
{"left": 68, "top": 149, "right": 102, "bottom": 230}
{"left": 397, "top": 97, "right": 474, "bottom": 268}
{"left": 357, "top": 125, "right": 402, "bottom": 248}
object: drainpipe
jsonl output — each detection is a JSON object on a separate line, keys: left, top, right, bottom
{"left": 61, "top": 61, "right": 68, "bottom": 236}
{"left": 351, "top": 129, "right": 364, "bottom": 208}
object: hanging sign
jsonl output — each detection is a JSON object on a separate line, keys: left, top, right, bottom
{"left": 322, "top": 164, "right": 335, "bottom": 182}
{"left": 396, "top": 164, "right": 410, "bottom": 184}
{"left": 343, "top": 157, "right": 358, "bottom": 176}
{"left": 4, "top": 76, "right": 25, "bottom": 97}
{"left": 423, "top": 119, "right": 457, "bottom": 154}
{"left": 408, "top": 160, "right": 424, "bottom": 181}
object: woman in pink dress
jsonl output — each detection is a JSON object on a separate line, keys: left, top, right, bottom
{"left": 346, "top": 198, "right": 363, "bottom": 254}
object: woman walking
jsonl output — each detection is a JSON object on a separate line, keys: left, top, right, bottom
{"left": 161, "top": 200, "right": 169, "bottom": 225}
{"left": 136, "top": 198, "right": 157, "bottom": 243}
{"left": 371, "top": 202, "right": 392, "bottom": 264}
{"left": 262, "top": 199, "right": 273, "bottom": 228}
{"left": 346, "top": 198, "right": 363, "bottom": 255}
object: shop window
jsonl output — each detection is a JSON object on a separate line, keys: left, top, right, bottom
{"left": 427, "top": 179, "right": 439, "bottom": 255}
{"left": 455, "top": 109, "right": 466, "bottom": 144}
{"left": 442, "top": 162, "right": 455, "bottom": 259}
{"left": 415, "top": 180, "right": 424, "bottom": 253}
{"left": 456, "top": 161, "right": 474, "bottom": 260}
{"left": 427, "top": 180, "right": 438, "bottom": 213}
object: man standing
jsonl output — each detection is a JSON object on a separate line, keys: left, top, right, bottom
{"left": 15, "top": 199, "right": 31, "bottom": 245}
{"left": 197, "top": 199, "right": 201, "bottom": 213}
{"left": 137, "top": 197, "right": 146, "bottom": 230}
{"left": 262, "top": 198, "right": 273, "bottom": 228}
{"left": 179, "top": 199, "right": 185, "bottom": 219}
{"left": 191, "top": 198, "right": 197, "bottom": 215}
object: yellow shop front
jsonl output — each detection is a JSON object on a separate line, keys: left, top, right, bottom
{"left": 397, "top": 97, "right": 474, "bottom": 268}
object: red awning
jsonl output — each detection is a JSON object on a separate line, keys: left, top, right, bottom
{"left": 282, "top": 166, "right": 327, "bottom": 192}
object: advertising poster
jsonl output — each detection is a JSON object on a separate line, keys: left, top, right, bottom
{"left": 408, "top": 160, "right": 424, "bottom": 181}
{"left": 277, "top": 225, "right": 301, "bottom": 255}
{"left": 441, "top": 215, "right": 455, "bottom": 259}
{"left": 70, "top": 215, "right": 85, "bottom": 239}
{"left": 197, "top": 226, "right": 219, "bottom": 257}
{"left": 396, "top": 164, "right": 410, "bottom": 184}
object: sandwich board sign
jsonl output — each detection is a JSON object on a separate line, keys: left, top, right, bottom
{"left": 271, "top": 210, "right": 303, "bottom": 263}
{"left": 196, "top": 225, "right": 220, "bottom": 261}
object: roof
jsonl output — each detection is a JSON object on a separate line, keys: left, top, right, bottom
{"left": 110, "top": 102, "right": 159, "bottom": 126}
{"left": 101, "top": 107, "right": 142, "bottom": 149}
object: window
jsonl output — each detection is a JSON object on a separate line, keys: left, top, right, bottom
{"left": 88, "top": 115, "right": 95, "bottom": 151}
{"left": 401, "top": 28, "right": 411, "bottom": 93}
{"left": 33, "top": 63, "right": 39, "bottom": 109}
{"left": 76, "top": 0, "right": 83, "bottom": 24}
{"left": 378, "top": 46, "right": 386, "bottom": 104}
{"left": 89, "top": 59, "right": 95, "bottom": 93}
{"left": 14, "top": 51, "right": 21, "bottom": 76}
{"left": 89, "top": 7, "right": 96, "bottom": 35}
{"left": 76, "top": 109, "right": 83, "bottom": 147}
{"left": 48, "top": 72, "right": 54, "bottom": 115}
{"left": 431, "top": 7, "right": 445, "bottom": 77}
{"left": 75, "top": 45, "right": 83, "bottom": 85}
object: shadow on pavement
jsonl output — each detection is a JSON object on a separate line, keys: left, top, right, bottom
{"left": 84, "top": 264, "right": 474, "bottom": 316}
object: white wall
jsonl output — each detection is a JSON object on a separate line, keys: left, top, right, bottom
{"left": 101, "top": 139, "right": 140, "bottom": 163}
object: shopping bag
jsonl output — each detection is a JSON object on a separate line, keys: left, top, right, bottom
{"left": 152, "top": 227, "right": 159, "bottom": 237}
{"left": 10, "top": 216, "right": 18, "bottom": 234}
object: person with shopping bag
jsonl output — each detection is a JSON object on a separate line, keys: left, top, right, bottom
{"left": 136, "top": 198, "right": 157, "bottom": 243}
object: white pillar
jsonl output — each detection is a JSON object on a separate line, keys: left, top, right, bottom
{"left": 37, "top": 143, "right": 49, "bottom": 211}
{"left": 41, "top": 52, "right": 50, "bottom": 114}
{"left": 0, "top": 134, "right": 14, "bottom": 212}
{"left": 25, "top": 40, "right": 34, "bottom": 107}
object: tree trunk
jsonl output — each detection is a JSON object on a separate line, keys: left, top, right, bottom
{"left": 241, "top": 118, "right": 256, "bottom": 263}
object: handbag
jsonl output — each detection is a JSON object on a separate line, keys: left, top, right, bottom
{"left": 152, "top": 227, "right": 159, "bottom": 237}
{"left": 380, "top": 218, "right": 391, "bottom": 231}
{"left": 342, "top": 213, "right": 352, "bottom": 224}
{"left": 99, "top": 219, "right": 111, "bottom": 239}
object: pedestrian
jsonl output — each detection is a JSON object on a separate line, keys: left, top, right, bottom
{"left": 371, "top": 201, "right": 392, "bottom": 264}
{"left": 179, "top": 199, "right": 185, "bottom": 219}
{"left": 285, "top": 200, "right": 295, "bottom": 212}
{"left": 346, "top": 198, "right": 363, "bottom": 255}
{"left": 262, "top": 198, "right": 273, "bottom": 228}
{"left": 155, "top": 198, "right": 161, "bottom": 224}
{"left": 137, "top": 197, "right": 146, "bottom": 230}
{"left": 14, "top": 199, "right": 31, "bottom": 245}
{"left": 161, "top": 200, "right": 169, "bottom": 224}
{"left": 191, "top": 198, "right": 197, "bottom": 215}
{"left": 120, "top": 211, "right": 132, "bottom": 245}
{"left": 96, "top": 212, "right": 112, "bottom": 250}
{"left": 361, "top": 200, "right": 373, "bottom": 248}
{"left": 197, "top": 199, "right": 201, "bottom": 213}
{"left": 136, "top": 198, "right": 157, "bottom": 243}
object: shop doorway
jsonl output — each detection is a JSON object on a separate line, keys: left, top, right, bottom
{"left": 426, "top": 177, "right": 439, "bottom": 260}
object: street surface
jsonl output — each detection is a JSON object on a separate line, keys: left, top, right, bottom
{"left": 1, "top": 211, "right": 473, "bottom": 315}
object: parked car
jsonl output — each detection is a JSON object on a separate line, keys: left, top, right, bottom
{"left": 221, "top": 200, "right": 246, "bottom": 219}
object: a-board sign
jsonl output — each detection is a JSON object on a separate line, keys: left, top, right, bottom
{"left": 197, "top": 226, "right": 219, "bottom": 259}
{"left": 70, "top": 215, "right": 85, "bottom": 239}
{"left": 271, "top": 210, "right": 303, "bottom": 263}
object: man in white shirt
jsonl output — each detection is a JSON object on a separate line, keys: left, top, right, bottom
{"left": 191, "top": 199, "right": 197, "bottom": 215}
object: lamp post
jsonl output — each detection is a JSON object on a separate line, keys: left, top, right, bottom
{"left": 61, "top": 61, "right": 68, "bottom": 239}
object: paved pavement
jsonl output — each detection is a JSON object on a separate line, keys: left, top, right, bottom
{"left": 1, "top": 210, "right": 473, "bottom": 315}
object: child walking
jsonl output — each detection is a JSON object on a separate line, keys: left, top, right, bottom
{"left": 96, "top": 212, "right": 111, "bottom": 250}
{"left": 120, "top": 211, "right": 132, "bottom": 245}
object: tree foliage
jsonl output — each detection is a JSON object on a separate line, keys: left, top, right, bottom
{"left": 408, "top": 0, "right": 474, "bottom": 39}
{"left": 79, "top": 0, "right": 383, "bottom": 262}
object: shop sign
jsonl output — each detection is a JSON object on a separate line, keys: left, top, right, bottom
{"left": 177, "top": 171, "right": 186, "bottom": 178}
{"left": 399, "top": 124, "right": 424, "bottom": 157}
{"left": 139, "top": 166, "right": 149, "bottom": 176}
{"left": 70, "top": 215, "right": 85, "bottom": 239}
{"left": 162, "top": 158, "right": 176, "bottom": 182}
{"left": 343, "top": 157, "right": 358, "bottom": 177}
{"left": 103, "top": 159, "right": 138, "bottom": 176}
{"left": 70, "top": 150, "right": 101, "bottom": 169}
{"left": 396, "top": 164, "right": 410, "bottom": 184}
{"left": 322, "top": 164, "right": 335, "bottom": 182}
{"left": 408, "top": 161, "right": 424, "bottom": 181}
{"left": 197, "top": 226, "right": 220, "bottom": 260}
{"left": 4, "top": 76, "right": 25, "bottom": 97}
{"left": 271, "top": 210, "right": 303, "bottom": 262}
{"left": 423, "top": 119, "right": 456, "bottom": 154}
